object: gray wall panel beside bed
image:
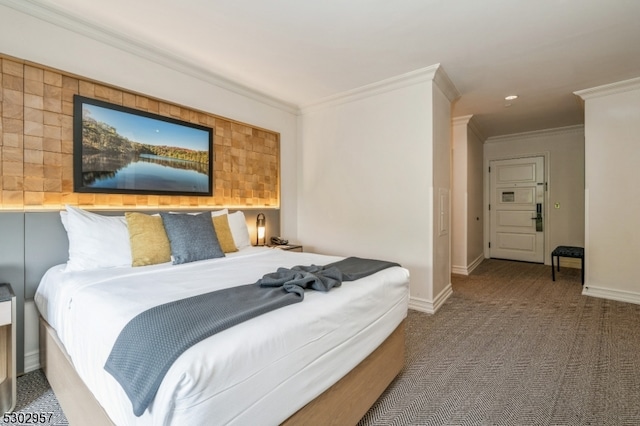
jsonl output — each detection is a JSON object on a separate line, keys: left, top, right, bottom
{"left": 25, "top": 213, "right": 70, "bottom": 300}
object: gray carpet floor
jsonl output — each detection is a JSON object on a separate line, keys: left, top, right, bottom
{"left": 360, "top": 259, "right": 640, "bottom": 425}
{"left": 6, "top": 369, "right": 68, "bottom": 425}
{"left": 8, "top": 259, "right": 640, "bottom": 425}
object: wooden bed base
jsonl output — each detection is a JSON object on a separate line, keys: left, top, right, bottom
{"left": 40, "top": 317, "right": 405, "bottom": 426}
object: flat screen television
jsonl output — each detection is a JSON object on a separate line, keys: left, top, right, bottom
{"left": 73, "top": 95, "right": 213, "bottom": 196}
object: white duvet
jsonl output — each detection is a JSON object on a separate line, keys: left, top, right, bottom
{"left": 35, "top": 247, "right": 409, "bottom": 426}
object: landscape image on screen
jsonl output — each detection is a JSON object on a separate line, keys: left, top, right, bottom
{"left": 79, "top": 102, "right": 211, "bottom": 194}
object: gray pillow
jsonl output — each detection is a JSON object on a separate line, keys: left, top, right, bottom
{"left": 160, "top": 212, "right": 224, "bottom": 264}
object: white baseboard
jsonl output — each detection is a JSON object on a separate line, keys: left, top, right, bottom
{"left": 582, "top": 285, "right": 640, "bottom": 306}
{"left": 451, "top": 255, "right": 484, "bottom": 276}
{"left": 467, "top": 255, "right": 484, "bottom": 274}
{"left": 451, "top": 264, "right": 468, "bottom": 275}
{"left": 409, "top": 283, "right": 453, "bottom": 314}
{"left": 24, "top": 350, "right": 41, "bottom": 373}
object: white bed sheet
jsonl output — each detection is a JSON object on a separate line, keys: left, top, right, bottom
{"left": 35, "top": 247, "right": 409, "bottom": 426}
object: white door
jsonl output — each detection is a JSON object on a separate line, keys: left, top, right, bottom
{"left": 489, "top": 156, "right": 545, "bottom": 263}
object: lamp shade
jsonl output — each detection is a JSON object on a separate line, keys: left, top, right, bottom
{"left": 256, "top": 213, "right": 266, "bottom": 246}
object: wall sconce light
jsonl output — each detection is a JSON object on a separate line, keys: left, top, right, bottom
{"left": 256, "top": 213, "right": 266, "bottom": 246}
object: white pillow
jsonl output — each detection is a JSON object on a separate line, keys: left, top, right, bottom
{"left": 62, "top": 205, "right": 132, "bottom": 271}
{"left": 227, "top": 211, "right": 251, "bottom": 249}
{"left": 60, "top": 210, "right": 69, "bottom": 231}
{"left": 210, "top": 208, "right": 229, "bottom": 217}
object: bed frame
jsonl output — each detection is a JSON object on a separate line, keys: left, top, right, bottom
{"left": 20, "top": 209, "right": 404, "bottom": 425}
{"left": 40, "top": 317, "right": 405, "bottom": 425}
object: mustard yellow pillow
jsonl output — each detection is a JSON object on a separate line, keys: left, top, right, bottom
{"left": 125, "top": 212, "right": 172, "bottom": 266}
{"left": 212, "top": 214, "right": 238, "bottom": 253}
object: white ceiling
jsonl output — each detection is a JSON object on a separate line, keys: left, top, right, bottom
{"left": 14, "top": 0, "right": 640, "bottom": 138}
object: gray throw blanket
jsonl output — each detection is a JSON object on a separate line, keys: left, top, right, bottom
{"left": 104, "top": 284, "right": 301, "bottom": 416}
{"left": 257, "top": 264, "right": 342, "bottom": 296}
{"left": 105, "top": 256, "right": 400, "bottom": 416}
{"left": 323, "top": 256, "right": 401, "bottom": 281}
{"left": 257, "top": 257, "right": 400, "bottom": 296}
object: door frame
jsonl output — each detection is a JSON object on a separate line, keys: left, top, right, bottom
{"left": 483, "top": 152, "right": 550, "bottom": 262}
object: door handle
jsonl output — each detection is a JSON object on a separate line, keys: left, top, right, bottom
{"left": 534, "top": 203, "right": 543, "bottom": 231}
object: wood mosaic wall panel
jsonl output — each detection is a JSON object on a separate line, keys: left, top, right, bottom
{"left": 0, "top": 54, "right": 279, "bottom": 210}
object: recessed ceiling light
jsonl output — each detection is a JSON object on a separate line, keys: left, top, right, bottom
{"left": 505, "top": 95, "right": 519, "bottom": 101}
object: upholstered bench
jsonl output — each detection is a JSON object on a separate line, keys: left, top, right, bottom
{"left": 551, "top": 246, "right": 584, "bottom": 285}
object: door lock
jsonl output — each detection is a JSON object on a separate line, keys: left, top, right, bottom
{"left": 534, "top": 203, "right": 543, "bottom": 232}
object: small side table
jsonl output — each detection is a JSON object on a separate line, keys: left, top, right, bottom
{"left": 551, "top": 246, "right": 584, "bottom": 285}
{"left": 271, "top": 244, "right": 303, "bottom": 253}
{"left": 0, "top": 283, "right": 16, "bottom": 413}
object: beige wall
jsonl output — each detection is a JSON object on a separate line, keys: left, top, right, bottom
{"left": 576, "top": 78, "right": 640, "bottom": 304}
{"left": 484, "top": 125, "right": 585, "bottom": 265}
{"left": 452, "top": 115, "right": 484, "bottom": 275}
{"left": 452, "top": 118, "right": 468, "bottom": 273}
{"left": 467, "top": 124, "right": 484, "bottom": 267}
{"left": 431, "top": 83, "right": 452, "bottom": 302}
{"left": 299, "top": 66, "right": 457, "bottom": 313}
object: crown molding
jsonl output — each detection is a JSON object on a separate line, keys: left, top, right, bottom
{"left": 452, "top": 115, "right": 486, "bottom": 142}
{"left": 575, "top": 76, "right": 640, "bottom": 100}
{"left": 452, "top": 115, "right": 474, "bottom": 126}
{"left": 0, "top": 0, "right": 299, "bottom": 115}
{"left": 432, "top": 64, "right": 461, "bottom": 103}
{"left": 300, "top": 64, "right": 440, "bottom": 114}
{"left": 300, "top": 64, "right": 459, "bottom": 114}
{"left": 467, "top": 117, "right": 485, "bottom": 142}
{"left": 485, "top": 124, "right": 584, "bottom": 144}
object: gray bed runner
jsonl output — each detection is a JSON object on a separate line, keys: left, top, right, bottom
{"left": 105, "top": 257, "right": 400, "bottom": 416}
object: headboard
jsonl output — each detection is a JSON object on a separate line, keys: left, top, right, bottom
{"left": 0, "top": 208, "right": 280, "bottom": 373}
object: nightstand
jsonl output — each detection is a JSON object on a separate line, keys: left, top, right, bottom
{"left": 0, "top": 283, "right": 16, "bottom": 413}
{"left": 272, "top": 244, "right": 303, "bottom": 252}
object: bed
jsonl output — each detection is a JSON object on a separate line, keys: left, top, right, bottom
{"left": 34, "top": 207, "right": 410, "bottom": 425}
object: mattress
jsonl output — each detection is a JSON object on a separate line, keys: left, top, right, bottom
{"left": 35, "top": 247, "right": 410, "bottom": 426}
